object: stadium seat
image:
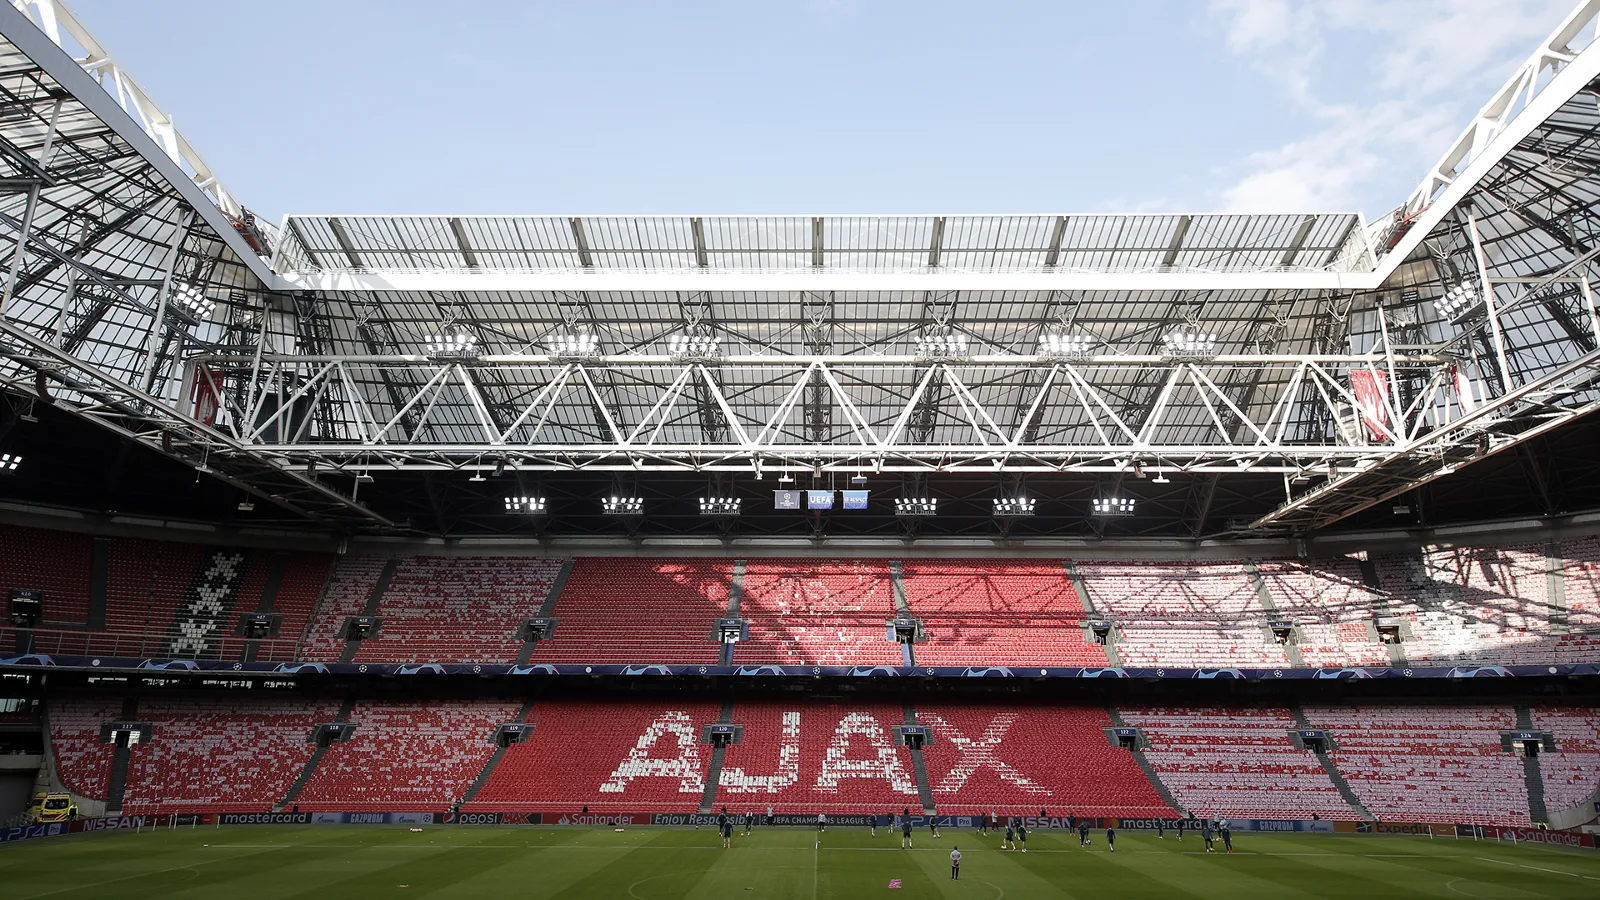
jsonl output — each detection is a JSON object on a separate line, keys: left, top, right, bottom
{"left": 736, "top": 560, "right": 900, "bottom": 666}
{"left": 1530, "top": 706, "right": 1600, "bottom": 812}
{"left": 1078, "top": 561, "right": 1292, "bottom": 667}
{"left": 901, "top": 562, "right": 1108, "bottom": 666}
{"left": 298, "top": 556, "right": 389, "bottom": 660}
{"left": 120, "top": 696, "right": 343, "bottom": 814}
{"left": 717, "top": 702, "right": 922, "bottom": 814}
{"left": 1256, "top": 558, "right": 1391, "bottom": 667}
{"left": 469, "top": 699, "right": 721, "bottom": 812}
{"left": 47, "top": 695, "right": 120, "bottom": 799}
{"left": 296, "top": 700, "right": 520, "bottom": 811}
{"left": 919, "top": 704, "right": 1172, "bottom": 818}
{"left": 352, "top": 556, "right": 563, "bottom": 663}
{"left": 531, "top": 559, "right": 728, "bottom": 664}
{"left": 1371, "top": 546, "right": 1557, "bottom": 665}
{"left": 1119, "top": 706, "right": 1360, "bottom": 820}
{"left": 1303, "top": 704, "right": 1531, "bottom": 825}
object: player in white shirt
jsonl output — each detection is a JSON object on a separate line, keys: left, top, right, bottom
{"left": 950, "top": 846, "right": 962, "bottom": 880}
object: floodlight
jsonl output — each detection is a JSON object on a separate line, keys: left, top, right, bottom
{"left": 0, "top": 453, "right": 20, "bottom": 472}
{"left": 170, "top": 281, "right": 215, "bottom": 318}
{"left": 424, "top": 330, "right": 479, "bottom": 358}
{"left": 602, "top": 495, "right": 644, "bottom": 515}
{"left": 1434, "top": 280, "right": 1478, "bottom": 319}
{"left": 1161, "top": 331, "right": 1217, "bottom": 359}
{"left": 894, "top": 496, "right": 938, "bottom": 517}
{"left": 548, "top": 331, "right": 602, "bottom": 360}
{"left": 667, "top": 333, "right": 723, "bottom": 362}
{"left": 1091, "top": 496, "right": 1135, "bottom": 517}
{"left": 503, "top": 496, "right": 547, "bottom": 514}
{"left": 698, "top": 496, "right": 742, "bottom": 516}
{"left": 1037, "top": 332, "right": 1095, "bottom": 361}
{"left": 992, "top": 497, "right": 1035, "bottom": 517}
{"left": 915, "top": 334, "right": 970, "bottom": 362}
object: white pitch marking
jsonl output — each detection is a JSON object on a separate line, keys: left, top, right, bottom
{"left": 1476, "top": 856, "right": 1589, "bottom": 878}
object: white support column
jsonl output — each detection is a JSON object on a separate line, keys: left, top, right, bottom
{"left": 1467, "top": 210, "right": 1516, "bottom": 393}
{"left": 140, "top": 209, "right": 194, "bottom": 386}
{"left": 0, "top": 97, "right": 63, "bottom": 319}
{"left": 0, "top": 183, "right": 41, "bottom": 319}
{"left": 1581, "top": 273, "right": 1600, "bottom": 349}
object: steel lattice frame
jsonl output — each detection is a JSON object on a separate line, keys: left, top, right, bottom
{"left": 1, "top": 0, "right": 1599, "bottom": 536}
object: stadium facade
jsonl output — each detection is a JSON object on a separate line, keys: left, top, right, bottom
{"left": 0, "top": 0, "right": 1598, "bottom": 842}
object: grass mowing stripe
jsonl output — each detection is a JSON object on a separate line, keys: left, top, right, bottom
{"left": 1477, "top": 856, "right": 1598, "bottom": 879}
{"left": 7, "top": 846, "right": 286, "bottom": 900}
{"left": 7, "top": 827, "right": 1600, "bottom": 899}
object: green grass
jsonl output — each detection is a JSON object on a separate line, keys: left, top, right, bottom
{"left": 3, "top": 824, "right": 1599, "bottom": 900}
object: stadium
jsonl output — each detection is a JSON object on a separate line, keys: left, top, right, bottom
{"left": 1, "top": 0, "right": 1600, "bottom": 896}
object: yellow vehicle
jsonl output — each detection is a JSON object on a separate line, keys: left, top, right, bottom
{"left": 28, "top": 792, "right": 76, "bottom": 824}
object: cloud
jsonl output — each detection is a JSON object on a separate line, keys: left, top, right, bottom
{"left": 1208, "top": 0, "right": 1574, "bottom": 216}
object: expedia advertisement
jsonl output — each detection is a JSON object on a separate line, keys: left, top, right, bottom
{"left": 1373, "top": 822, "right": 1453, "bottom": 836}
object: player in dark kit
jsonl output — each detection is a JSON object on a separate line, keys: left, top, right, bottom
{"left": 1016, "top": 821, "right": 1027, "bottom": 852}
{"left": 1221, "top": 821, "right": 1233, "bottom": 853}
{"left": 1078, "top": 820, "right": 1090, "bottom": 848}
{"left": 1156, "top": 817, "right": 1164, "bottom": 839}
{"left": 1106, "top": 826, "right": 1116, "bottom": 852}
{"left": 1002, "top": 818, "right": 1015, "bottom": 850}
{"left": 1201, "top": 818, "right": 1214, "bottom": 853}
{"left": 719, "top": 808, "right": 732, "bottom": 849}
{"left": 743, "top": 810, "right": 754, "bottom": 836}
{"left": 901, "top": 811, "right": 914, "bottom": 849}
{"left": 1175, "top": 815, "right": 1185, "bottom": 842}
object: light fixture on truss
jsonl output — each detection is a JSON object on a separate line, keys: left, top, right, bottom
{"left": 915, "top": 334, "right": 970, "bottom": 362}
{"left": 698, "top": 496, "right": 742, "bottom": 516}
{"left": 503, "top": 496, "right": 547, "bottom": 514}
{"left": 424, "top": 329, "right": 480, "bottom": 359}
{"left": 0, "top": 452, "right": 19, "bottom": 472}
{"left": 548, "top": 331, "right": 602, "bottom": 361}
{"left": 1037, "top": 332, "right": 1095, "bottom": 361}
{"left": 895, "top": 496, "right": 939, "bottom": 517}
{"left": 170, "top": 281, "right": 215, "bottom": 318}
{"left": 602, "top": 495, "right": 644, "bottom": 516}
{"left": 667, "top": 333, "right": 723, "bottom": 362}
{"left": 1434, "top": 280, "right": 1478, "bottom": 319}
{"left": 1091, "top": 496, "right": 1135, "bottom": 517}
{"left": 992, "top": 497, "right": 1036, "bottom": 517}
{"left": 1161, "top": 331, "right": 1217, "bottom": 360}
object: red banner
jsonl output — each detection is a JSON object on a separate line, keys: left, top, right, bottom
{"left": 1451, "top": 365, "right": 1477, "bottom": 414}
{"left": 1350, "top": 369, "right": 1391, "bottom": 442}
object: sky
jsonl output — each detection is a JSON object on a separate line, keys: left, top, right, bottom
{"left": 64, "top": 0, "right": 1577, "bottom": 223}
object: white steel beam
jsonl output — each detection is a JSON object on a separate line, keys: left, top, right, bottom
{"left": 0, "top": 0, "right": 276, "bottom": 281}
{"left": 277, "top": 268, "right": 1375, "bottom": 294}
{"left": 194, "top": 352, "right": 1486, "bottom": 475}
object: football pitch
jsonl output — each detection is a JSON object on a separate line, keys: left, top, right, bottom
{"left": 3, "top": 824, "right": 1599, "bottom": 900}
